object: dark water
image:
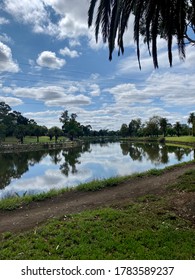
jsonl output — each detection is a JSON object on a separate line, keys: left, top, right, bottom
{"left": 0, "top": 142, "right": 194, "bottom": 199}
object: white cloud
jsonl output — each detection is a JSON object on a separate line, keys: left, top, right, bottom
{"left": 2, "top": 0, "right": 60, "bottom": 36}
{"left": 0, "top": 96, "right": 23, "bottom": 106}
{"left": 59, "top": 47, "right": 80, "bottom": 58}
{"left": 89, "top": 84, "right": 101, "bottom": 96}
{"left": 57, "top": 14, "right": 87, "bottom": 39}
{"left": 36, "top": 51, "right": 66, "bottom": 69}
{"left": 4, "top": 85, "right": 91, "bottom": 108}
{"left": 69, "top": 39, "right": 81, "bottom": 47}
{"left": 0, "top": 42, "right": 19, "bottom": 73}
{"left": 0, "top": 17, "right": 10, "bottom": 25}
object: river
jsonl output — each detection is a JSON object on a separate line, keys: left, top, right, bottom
{"left": 0, "top": 141, "right": 194, "bottom": 199}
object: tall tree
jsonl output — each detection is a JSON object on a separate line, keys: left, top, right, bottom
{"left": 120, "top": 123, "right": 129, "bottom": 137}
{"left": 88, "top": 0, "right": 195, "bottom": 68}
{"left": 174, "top": 121, "right": 182, "bottom": 137}
{"left": 160, "top": 118, "right": 168, "bottom": 137}
{"left": 129, "top": 118, "right": 141, "bottom": 137}
{"left": 60, "top": 111, "right": 81, "bottom": 140}
{"left": 188, "top": 112, "right": 195, "bottom": 136}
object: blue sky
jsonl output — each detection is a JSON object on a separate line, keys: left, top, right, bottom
{"left": 0, "top": 0, "right": 195, "bottom": 131}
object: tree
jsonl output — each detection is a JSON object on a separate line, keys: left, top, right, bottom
{"left": 60, "top": 111, "right": 81, "bottom": 140}
{"left": 0, "top": 124, "right": 6, "bottom": 143}
{"left": 0, "top": 102, "right": 11, "bottom": 117}
{"left": 174, "top": 121, "right": 182, "bottom": 137}
{"left": 160, "top": 118, "right": 168, "bottom": 137}
{"left": 14, "top": 125, "right": 26, "bottom": 144}
{"left": 88, "top": 0, "right": 195, "bottom": 68}
{"left": 128, "top": 118, "right": 141, "bottom": 137}
{"left": 144, "top": 116, "right": 160, "bottom": 137}
{"left": 188, "top": 112, "right": 195, "bottom": 136}
{"left": 48, "top": 126, "right": 62, "bottom": 143}
{"left": 120, "top": 123, "right": 129, "bottom": 137}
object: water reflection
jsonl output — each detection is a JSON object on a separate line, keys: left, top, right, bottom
{"left": 120, "top": 142, "right": 192, "bottom": 164}
{"left": 0, "top": 142, "right": 194, "bottom": 198}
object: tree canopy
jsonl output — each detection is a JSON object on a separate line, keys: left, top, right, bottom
{"left": 88, "top": 0, "right": 195, "bottom": 68}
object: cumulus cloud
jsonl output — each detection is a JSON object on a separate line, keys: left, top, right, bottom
{"left": 2, "top": 0, "right": 89, "bottom": 39}
{"left": 59, "top": 47, "right": 79, "bottom": 58}
{"left": 4, "top": 85, "right": 91, "bottom": 108}
{"left": 2, "top": 0, "right": 57, "bottom": 36}
{"left": 36, "top": 51, "right": 66, "bottom": 69}
{"left": 0, "top": 42, "right": 19, "bottom": 73}
{"left": 0, "top": 96, "right": 23, "bottom": 106}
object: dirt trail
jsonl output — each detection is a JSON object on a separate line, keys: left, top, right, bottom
{"left": 1, "top": 163, "right": 195, "bottom": 234}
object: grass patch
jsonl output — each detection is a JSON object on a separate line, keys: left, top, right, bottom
{"left": 0, "top": 188, "right": 69, "bottom": 211}
{"left": 3, "top": 136, "right": 67, "bottom": 144}
{"left": 169, "top": 169, "right": 195, "bottom": 192}
{"left": 76, "top": 176, "right": 129, "bottom": 191}
{"left": 0, "top": 197, "right": 195, "bottom": 260}
{"left": 166, "top": 136, "right": 195, "bottom": 143}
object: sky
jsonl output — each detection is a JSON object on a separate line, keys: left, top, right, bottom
{"left": 0, "top": 0, "right": 195, "bottom": 131}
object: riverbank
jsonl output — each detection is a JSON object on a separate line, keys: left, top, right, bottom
{"left": 0, "top": 140, "right": 82, "bottom": 153}
{"left": 1, "top": 135, "right": 195, "bottom": 154}
{"left": 0, "top": 161, "right": 195, "bottom": 259}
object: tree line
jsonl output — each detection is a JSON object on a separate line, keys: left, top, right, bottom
{"left": 119, "top": 115, "right": 195, "bottom": 138}
{"left": 0, "top": 102, "right": 195, "bottom": 143}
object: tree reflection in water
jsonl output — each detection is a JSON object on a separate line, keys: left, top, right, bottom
{"left": 0, "top": 142, "right": 193, "bottom": 194}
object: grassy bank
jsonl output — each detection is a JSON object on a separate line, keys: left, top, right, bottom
{"left": 0, "top": 181, "right": 195, "bottom": 259}
{"left": 3, "top": 136, "right": 66, "bottom": 144}
{"left": 0, "top": 163, "right": 195, "bottom": 259}
{"left": 165, "top": 136, "right": 195, "bottom": 143}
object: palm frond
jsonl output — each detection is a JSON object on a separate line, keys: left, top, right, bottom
{"left": 88, "top": 0, "right": 99, "bottom": 27}
{"left": 88, "top": 0, "right": 195, "bottom": 69}
{"left": 134, "top": 0, "right": 144, "bottom": 69}
{"left": 108, "top": 0, "right": 123, "bottom": 60}
{"left": 117, "top": 0, "right": 135, "bottom": 56}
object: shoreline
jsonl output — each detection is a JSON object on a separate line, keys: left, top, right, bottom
{"left": 0, "top": 140, "right": 82, "bottom": 153}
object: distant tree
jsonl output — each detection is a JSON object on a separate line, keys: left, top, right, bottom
{"left": 128, "top": 119, "right": 141, "bottom": 137}
{"left": 0, "top": 123, "right": 6, "bottom": 143}
{"left": 188, "top": 112, "right": 195, "bottom": 136}
{"left": 14, "top": 125, "right": 26, "bottom": 144}
{"left": 166, "top": 123, "right": 175, "bottom": 136}
{"left": 12, "top": 111, "right": 29, "bottom": 125}
{"left": 0, "top": 102, "right": 11, "bottom": 117}
{"left": 174, "top": 122, "right": 182, "bottom": 137}
{"left": 88, "top": 0, "right": 195, "bottom": 69}
{"left": 48, "top": 126, "right": 62, "bottom": 143}
{"left": 81, "top": 125, "right": 92, "bottom": 137}
{"left": 60, "top": 111, "right": 81, "bottom": 140}
{"left": 160, "top": 118, "right": 168, "bottom": 137}
{"left": 180, "top": 124, "right": 190, "bottom": 136}
{"left": 144, "top": 116, "right": 160, "bottom": 137}
{"left": 120, "top": 123, "right": 129, "bottom": 137}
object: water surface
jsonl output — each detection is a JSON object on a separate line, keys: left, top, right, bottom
{"left": 0, "top": 141, "right": 194, "bottom": 199}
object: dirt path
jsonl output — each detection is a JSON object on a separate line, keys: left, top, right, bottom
{"left": 1, "top": 163, "right": 195, "bottom": 234}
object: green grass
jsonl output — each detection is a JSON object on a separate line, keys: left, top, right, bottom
{"left": 169, "top": 169, "right": 195, "bottom": 192}
{"left": 3, "top": 136, "right": 66, "bottom": 144}
{"left": 0, "top": 197, "right": 195, "bottom": 260}
{"left": 1, "top": 163, "right": 195, "bottom": 259}
{"left": 0, "top": 188, "right": 69, "bottom": 211}
{"left": 166, "top": 136, "right": 195, "bottom": 143}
